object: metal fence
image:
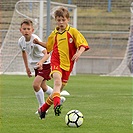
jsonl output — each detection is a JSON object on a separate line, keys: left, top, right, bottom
{"left": 78, "top": 31, "right": 129, "bottom": 74}
{"left": 0, "top": 30, "right": 129, "bottom": 57}
{"left": 0, "top": 29, "right": 129, "bottom": 74}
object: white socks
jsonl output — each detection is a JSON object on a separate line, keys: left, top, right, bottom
{"left": 35, "top": 86, "right": 53, "bottom": 107}
{"left": 35, "top": 88, "right": 44, "bottom": 107}
{"left": 45, "top": 85, "right": 53, "bottom": 95}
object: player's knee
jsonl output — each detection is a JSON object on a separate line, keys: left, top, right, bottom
{"left": 32, "top": 82, "right": 40, "bottom": 91}
{"left": 54, "top": 79, "right": 62, "bottom": 87}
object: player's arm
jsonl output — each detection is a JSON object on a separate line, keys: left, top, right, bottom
{"left": 71, "top": 46, "right": 85, "bottom": 62}
{"left": 72, "top": 28, "right": 89, "bottom": 62}
{"left": 22, "top": 51, "right": 32, "bottom": 77}
{"left": 36, "top": 49, "right": 50, "bottom": 69}
{"left": 33, "top": 38, "right": 47, "bottom": 48}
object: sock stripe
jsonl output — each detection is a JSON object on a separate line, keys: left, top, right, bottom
{"left": 46, "top": 96, "right": 53, "bottom": 106}
{"left": 52, "top": 93, "right": 60, "bottom": 99}
{"left": 52, "top": 93, "right": 61, "bottom": 107}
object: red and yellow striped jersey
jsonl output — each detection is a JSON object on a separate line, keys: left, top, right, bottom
{"left": 47, "top": 25, "right": 89, "bottom": 71}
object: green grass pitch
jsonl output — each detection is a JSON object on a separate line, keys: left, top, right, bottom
{"left": 0, "top": 74, "right": 132, "bottom": 133}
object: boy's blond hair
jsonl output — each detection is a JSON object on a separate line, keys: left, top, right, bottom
{"left": 21, "top": 19, "right": 33, "bottom": 26}
{"left": 54, "top": 7, "right": 69, "bottom": 19}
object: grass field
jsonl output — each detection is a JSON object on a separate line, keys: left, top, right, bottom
{"left": 0, "top": 74, "right": 132, "bottom": 133}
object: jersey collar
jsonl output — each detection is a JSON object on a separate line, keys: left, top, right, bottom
{"left": 54, "top": 25, "right": 70, "bottom": 34}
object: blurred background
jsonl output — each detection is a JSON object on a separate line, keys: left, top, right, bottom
{"left": 0, "top": 0, "right": 132, "bottom": 76}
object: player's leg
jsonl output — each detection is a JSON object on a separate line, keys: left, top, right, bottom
{"left": 33, "top": 75, "right": 45, "bottom": 108}
{"left": 39, "top": 80, "right": 53, "bottom": 114}
{"left": 38, "top": 71, "right": 62, "bottom": 118}
{"left": 40, "top": 64, "right": 53, "bottom": 95}
{"left": 41, "top": 80, "right": 66, "bottom": 106}
{"left": 38, "top": 66, "right": 68, "bottom": 119}
{"left": 38, "top": 95, "right": 53, "bottom": 119}
{"left": 52, "top": 69, "right": 71, "bottom": 116}
{"left": 54, "top": 69, "right": 71, "bottom": 115}
{"left": 38, "top": 87, "right": 66, "bottom": 119}
{"left": 41, "top": 80, "right": 53, "bottom": 95}
{"left": 52, "top": 72, "right": 62, "bottom": 107}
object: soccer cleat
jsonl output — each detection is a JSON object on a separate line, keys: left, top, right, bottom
{"left": 35, "top": 109, "right": 48, "bottom": 115}
{"left": 54, "top": 104, "right": 63, "bottom": 116}
{"left": 38, "top": 108, "right": 46, "bottom": 119}
{"left": 60, "top": 96, "right": 66, "bottom": 104}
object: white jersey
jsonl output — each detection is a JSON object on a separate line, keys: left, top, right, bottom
{"left": 18, "top": 34, "right": 50, "bottom": 66}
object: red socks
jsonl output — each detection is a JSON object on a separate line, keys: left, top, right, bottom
{"left": 41, "top": 96, "right": 53, "bottom": 112}
{"left": 40, "top": 93, "right": 60, "bottom": 111}
{"left": 52, "top": 93, "right": 60, "bottom": 108}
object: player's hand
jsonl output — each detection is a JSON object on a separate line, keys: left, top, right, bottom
{"left": 26, "top": 68, "right": 32, "bottom": 77}
{"left": 71, "top": 47, "right": 85, "bottom": 62}
{"left": 35, "top": 62, "right": 43, "bottom": 70}
{"left": 33, "top": 38, "right": 40, "bottom": 44}
{"left": 71, "top": 52, "right": 81, "bottom": 62}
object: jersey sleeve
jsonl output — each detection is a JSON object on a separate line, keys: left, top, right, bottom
{"left": 72, "top": 28, "right": 89, "bottom": 51}
{"left": 18, "top": 36, "right": 26, "bottom": 51}
{"left": 46, "top": 31, "right": 55, "bottom": 53}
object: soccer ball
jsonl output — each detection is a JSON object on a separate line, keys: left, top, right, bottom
{"left": 65, "top": 110, "right": 84, "bottom": 127}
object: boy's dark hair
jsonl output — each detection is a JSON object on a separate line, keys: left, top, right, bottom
{"left": 54, "top": 7, "right": 69, "bottom": 19}
{"left": 21, "top": 19, "right": 33, "bottom": 26}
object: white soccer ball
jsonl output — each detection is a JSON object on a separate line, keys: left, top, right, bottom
{"left": 65, "top": 110, "right": 84, "bottom": 127}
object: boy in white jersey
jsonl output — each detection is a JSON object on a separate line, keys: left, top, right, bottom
{"left": 18, "top": 19, "right": 53, "bottom": 113}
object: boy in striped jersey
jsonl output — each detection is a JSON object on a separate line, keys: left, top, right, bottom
{"left": 33, "top": 6, "right": 89, "bottom": 119}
